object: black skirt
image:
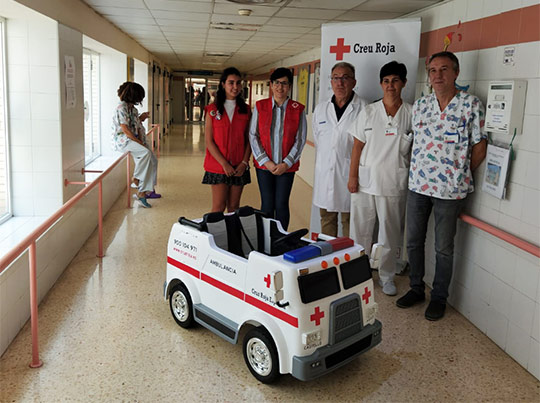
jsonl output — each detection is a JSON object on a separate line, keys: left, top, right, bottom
{"left": 202, "top": 170, "right": 251, "bottom": 186}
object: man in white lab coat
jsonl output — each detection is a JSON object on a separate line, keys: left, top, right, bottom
{"left": 312, "top": 62, "right": 367, "bottom": 237}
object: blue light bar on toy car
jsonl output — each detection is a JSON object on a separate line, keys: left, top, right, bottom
{"left": 283, "top": 245, "right": 321, "bottom": 263}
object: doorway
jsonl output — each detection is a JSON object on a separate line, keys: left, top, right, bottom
{"left": 185, "top": 77, "right": 219, "bottom": 123}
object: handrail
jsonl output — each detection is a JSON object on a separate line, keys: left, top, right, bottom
{"left": 147, "top": 124, "right": 161, "bottom": 158}
{"left": 0, "top": 151, "right": 131, "bottom": 368}
{"left": 460, "top": 213, "right": 540, "bottom": 258}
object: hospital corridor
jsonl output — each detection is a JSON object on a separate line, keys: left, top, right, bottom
{"left": 0, "top": 0, "right": 539, "bottom": 401}
{"left": 0, "top": 123, "right": 538, "bottom": 401}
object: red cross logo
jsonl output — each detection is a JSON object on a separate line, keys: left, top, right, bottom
{"left": 330, "top": 38, "right": 350, "bottom": 61}
{"left": 264, "top": 274, "right": 271, "bottom": 288}
{"left": 362, "top": 287, "right": 371, "bottom": 304}
{"left": 310, "top": 306, "right": 325, "bottom": 326}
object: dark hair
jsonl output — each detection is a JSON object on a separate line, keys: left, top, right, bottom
{"left": 270, "top": 67, "right": 293, "bottom": 84}
{"left": 380, "top": 61, "right": 407, "bottom": 83}
{"left": 215, "top": 67, "right": 248, "bottom": 115}
{"left": 428, "top": 51, "right": 460, "bottom": 72}
{"left": 117, "top": 81, "right": 145, "bottom": 104}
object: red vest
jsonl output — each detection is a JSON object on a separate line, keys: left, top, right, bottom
{"left": 254, "top": 98, "right": 304, "bottom": 172}
{"left": 204, "top": 103, "right": 251, "bottom": 174}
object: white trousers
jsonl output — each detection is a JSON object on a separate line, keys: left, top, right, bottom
{"left": 124, "top": 140, "right": 157, "bottom": 193}
{"left": 350, "top": 191, "right": 406, "bottom": 282}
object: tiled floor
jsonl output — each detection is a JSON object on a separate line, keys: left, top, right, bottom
{"left": 0, "top": 123, "right": 539, "bottom": 402}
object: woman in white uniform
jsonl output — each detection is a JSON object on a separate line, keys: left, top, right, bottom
{"left": 348, "top": 61, "right": 412, "bottom": 296}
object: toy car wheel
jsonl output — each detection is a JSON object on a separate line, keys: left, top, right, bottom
{"left": 169, "top": 284, "right": 194, "bottom": 328}
{"left": 243, "top": 327, "right": 279, "bottom": 383}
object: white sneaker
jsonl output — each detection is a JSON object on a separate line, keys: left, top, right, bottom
{"left": 379, "top": 279, "right": 397, "bottom": 296}
{"left": 131, "top": 182, "right": 138, "bottom": 189}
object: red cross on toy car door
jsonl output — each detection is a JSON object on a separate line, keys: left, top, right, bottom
{"left": 310, "top": 306, "right": 325, "bottom": 326}
{"left": 362, "top": 287, "right": 371, "bottom": 304}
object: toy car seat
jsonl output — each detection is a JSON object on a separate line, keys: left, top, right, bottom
{"left": 201, "top": 212, "right": 244, "bottom": 258}
{"left": 236, "top": 206, "right": 266, "bottom": 257}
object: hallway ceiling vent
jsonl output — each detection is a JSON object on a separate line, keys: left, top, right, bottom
{"left": 210, "top": 22, "right": 261, "bottom": 32}
{"left": 226, "top": 0, "right": 285, "bottom": 4}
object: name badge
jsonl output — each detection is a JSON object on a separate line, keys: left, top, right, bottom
{"left": 444, "top": 132, "right": 458, "bottom": 143}
{"left": 385, "top": 127, "right": 397, "bottom": 136}
{"left": 318, "top": 121, "right": 326, "bottom": 124}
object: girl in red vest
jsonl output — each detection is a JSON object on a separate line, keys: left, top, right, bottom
{"left": 249, "top": 68, "right": 307, "bottom": 230}
{"left": 203, "top": 67, "right": 252, "bottom": 212}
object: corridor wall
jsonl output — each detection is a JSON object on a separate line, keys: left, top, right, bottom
{"left": 0, "top": 0, "right": 156, "bottom": 357}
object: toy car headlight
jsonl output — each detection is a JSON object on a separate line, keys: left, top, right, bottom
{"left": 366, "top": 302, "right": 378, "bottom": 323}
{"left": 302, "top": 330, "right": 321, "bottom": 345}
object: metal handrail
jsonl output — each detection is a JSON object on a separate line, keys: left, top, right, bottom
{"left": 460, "top": 213, "right": 540, "bottom": 258}
{"left": 0, "top": 151, "right": 131, "bottom": 368}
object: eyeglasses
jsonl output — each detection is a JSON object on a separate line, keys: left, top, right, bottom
{"left": 272, "top": 80, "right": 290, "bottom": 87}
{"left": 331, "top": 75, "right": 353, "bottom": 83}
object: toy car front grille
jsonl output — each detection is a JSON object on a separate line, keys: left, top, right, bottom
{"left": 329, "top": 294, "right": 363, "bottom": 345}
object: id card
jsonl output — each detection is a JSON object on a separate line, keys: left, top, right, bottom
{"left": 385, "top": 127, "right": 397, "bottom": 136}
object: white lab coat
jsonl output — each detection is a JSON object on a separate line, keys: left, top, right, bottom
{"left": 312, "top": 92, "right": 367, "bottom": 212}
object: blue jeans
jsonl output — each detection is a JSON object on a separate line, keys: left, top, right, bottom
{"left": 406, "top": 190, "right": 466, "bottom": 303}
{"left": 256, "top": 169, "right": 295, "bottom": 231}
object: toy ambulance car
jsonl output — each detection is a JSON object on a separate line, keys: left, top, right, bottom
{"left": 164, "top": 206, "right": 382, "bottom": 383}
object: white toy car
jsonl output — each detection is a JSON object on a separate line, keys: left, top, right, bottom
{"left": 164, "top": 206, "right": 382, "bottom": 383}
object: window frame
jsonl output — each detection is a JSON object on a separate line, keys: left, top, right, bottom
{"left": 0, "top": 17, "right": 12, "bottom": 225}
{"left": 83, "top": 47, "right": 101, "bottom": 165}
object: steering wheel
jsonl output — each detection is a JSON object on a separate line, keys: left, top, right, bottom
{"left": 272, "top": 228, "right": 309, "bottom": 251}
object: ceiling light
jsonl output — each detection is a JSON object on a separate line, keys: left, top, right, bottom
{"left": 204, "top": 52, "right": 232, "bottom": 58}
{"left": 227, "top": 0, "right": 284, "bottom": 4}
{"left": 238, "top": 9, "right": 253, "bottom": 16}
{"left": 210, "top": 22, "right": 261, "bottom": 32}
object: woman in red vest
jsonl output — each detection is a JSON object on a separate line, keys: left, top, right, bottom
{"left": 203, "top": 67, "right": 252, "bottom": 212}
{"left": 249, "top": 68, "right": 307, "bottom": 230}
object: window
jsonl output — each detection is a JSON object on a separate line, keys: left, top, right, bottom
{"left": 297, "top": 267, "right": 340, "bottom": 303}
{"left": 340, "top": 255, "right": 372, "bottom": 289}
{"left": 83, "top": 49, "right": 100, "bottom": 164}
{"left": 0, "top": 18, "right": 10, "bottom": 224}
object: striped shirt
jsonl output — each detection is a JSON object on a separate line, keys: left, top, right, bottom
{"left": 249, "top": 98, "right": 307, "bottom": 168}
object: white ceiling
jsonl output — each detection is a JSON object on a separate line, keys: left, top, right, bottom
{"left": 82, "top": 0, "right": 443, "bottom": 73}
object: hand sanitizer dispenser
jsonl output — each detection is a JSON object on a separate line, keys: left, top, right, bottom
{"left": 485, "top": 80, "right": 527, "bottom": 135}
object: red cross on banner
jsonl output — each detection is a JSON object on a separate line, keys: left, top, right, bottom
{"left": 264, "top": 274, "right": 271, "bottom": 288}
{"left": 330, "top": 38, "right": 350, "bottom": 61}
{"left": 310, "top": 306, "right": 325, "bottom": 326}
{"left": 362, "top": 287, "right": 371, "bottom": 304}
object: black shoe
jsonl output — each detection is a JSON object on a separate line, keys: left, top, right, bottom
{"left": 396, "top": 290, "right": 425, "bottom": 308}
{"left": 425, "top": 301, "right": 446, "bottom": 321}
